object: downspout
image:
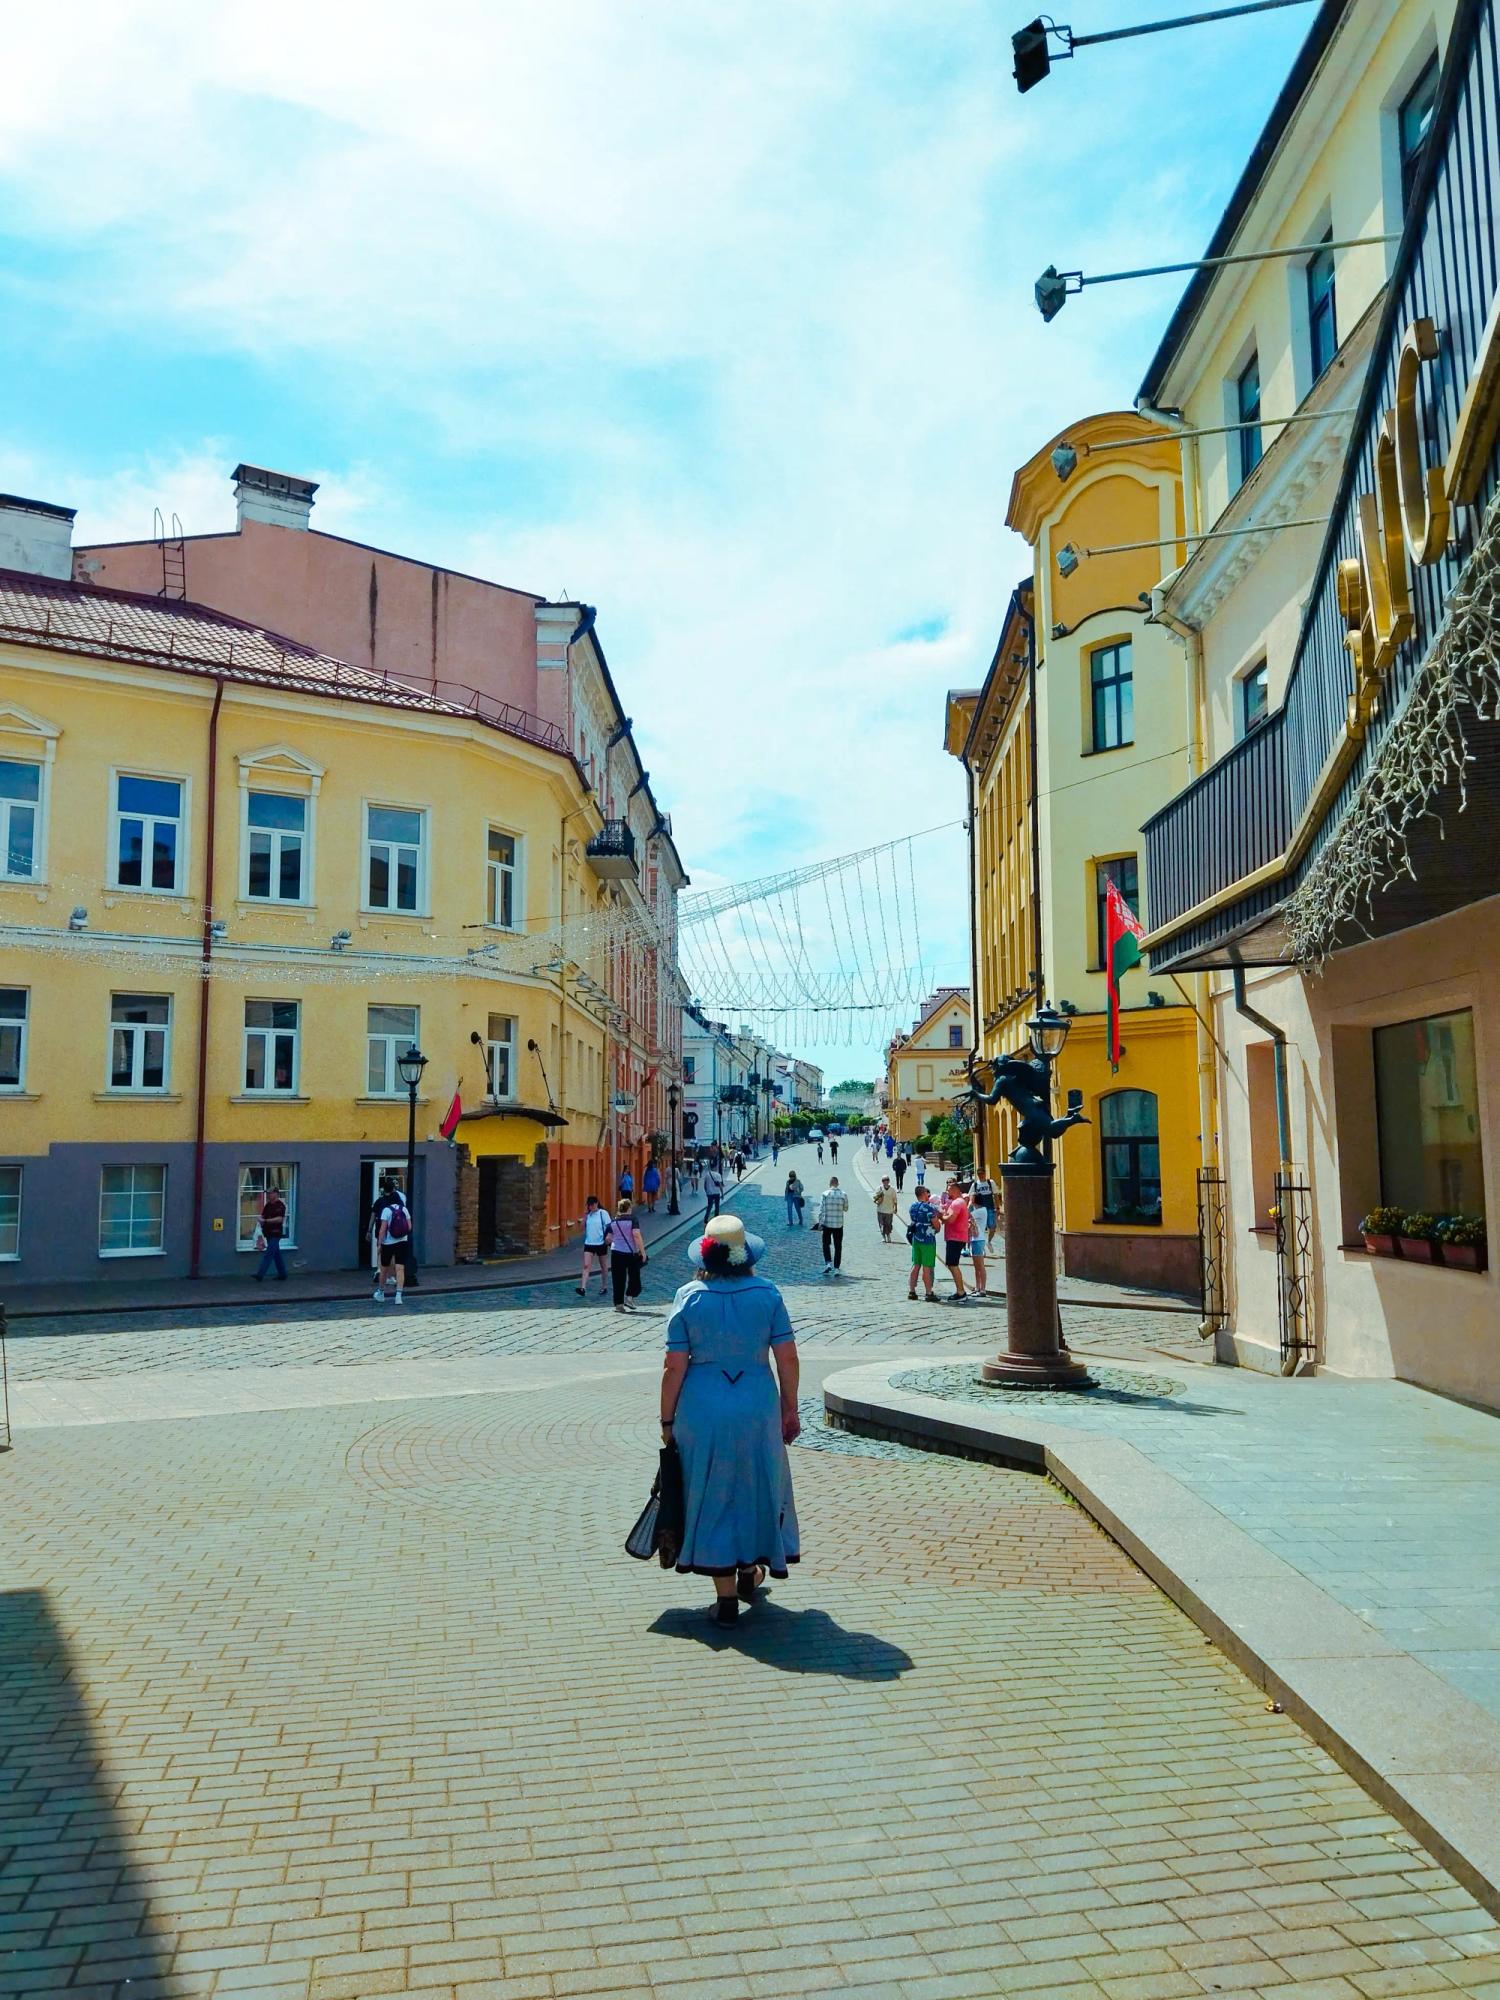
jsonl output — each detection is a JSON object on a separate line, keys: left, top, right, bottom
{"left": 964, "top": 761, "right": 986, "bottom": 1175}
{"left": 1231, "top": 951, "right": 1290, "bottom": 1171}
{"left": 189, "top": 678, "right": 225, "bottom": 1279}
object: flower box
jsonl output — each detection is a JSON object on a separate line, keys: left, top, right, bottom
{"left": 1398, "top": 1235, "right": 1439, "bottom": 1263}
{"left": 1439, "top": 1241, "right": 1488, "bottom": 1273}
{"left": 1362, "top": 1232, "right": 1401, "bottom": 1258}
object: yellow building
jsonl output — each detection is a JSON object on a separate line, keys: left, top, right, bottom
{"left": 884, "top": 988, "right": 972, "bottom": 1145}
{"left": 946, "top": 414, "right": 1203, "bottom": 1293}
{"left": 0, "top": 520, "right": 680, "bottom": 1284}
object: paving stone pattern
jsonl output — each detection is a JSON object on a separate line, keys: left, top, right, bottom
{"left": 889, "top": 1363, "right": 1191, "bottom": 1408}
{"left": 4, "top": 1144, "right": 1496, "bottom": 1998}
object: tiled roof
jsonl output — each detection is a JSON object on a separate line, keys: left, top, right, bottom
{"left": 0, "top": 567, "right": 569, "bottom": 756}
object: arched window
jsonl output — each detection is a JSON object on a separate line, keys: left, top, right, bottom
{"left": 1100, "top": 1090, "right": 1161, "bottom": 1224}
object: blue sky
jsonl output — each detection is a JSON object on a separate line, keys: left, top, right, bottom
{"left": 2, "top": 0, "right": 1314, "bottom": 1080}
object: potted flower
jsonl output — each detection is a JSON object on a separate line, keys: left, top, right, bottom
{"left": 1434, "top": 1213, "right": 1488, "bottom": 1272}
{"left": 1397, "top": 1211, "right": 1440, "bottom": 1263}
{"left": 1359, "top": 1205, "right": 1405, "bottom": 1258}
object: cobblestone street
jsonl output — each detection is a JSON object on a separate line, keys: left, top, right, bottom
{"left": 4, "top": 1152, "right": 1497, "bottom": 1999}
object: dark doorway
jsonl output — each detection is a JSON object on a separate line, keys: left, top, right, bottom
{"left": 477, "top": 1158, "right": 501, "bottom": 1257}
{"left": 357, "top": 1156, "right": 408, "bottom": 1266}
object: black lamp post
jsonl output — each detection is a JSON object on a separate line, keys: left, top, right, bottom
{"left": 981, "top": 1005, "right": 1093, "bottom": 1389}
{"left": 397, "top": 1043, "right": 428, "bottom": 1285}
{"left": 666, "top": 1081, "right": 681, "bottom": 1216}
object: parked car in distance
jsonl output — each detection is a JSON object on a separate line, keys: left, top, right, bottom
{"left": 806, "top": 1127, "right": 825, "bottom": 1142}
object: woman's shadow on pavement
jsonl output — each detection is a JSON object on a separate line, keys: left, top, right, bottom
{"left": 649, "top": 1598, "right": 913, "bottom": 1679}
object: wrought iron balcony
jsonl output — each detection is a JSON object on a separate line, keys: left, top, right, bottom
{"left": 585, "top": 818, "right": 637, "bottom": 880}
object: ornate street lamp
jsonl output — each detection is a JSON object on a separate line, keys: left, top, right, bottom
{"left": 397, "top": 1044, "right": 428, "bottom": 1289}
{"left": 666, "top": 1080, "right": 681, "bottom": 1216}
{"left": 965, "top": 1009, "right": 1092, "bottom": 1389}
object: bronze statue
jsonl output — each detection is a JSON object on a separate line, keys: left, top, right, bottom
{"left": 967, "top": 1052, "right": 1087, "bottom": 1166}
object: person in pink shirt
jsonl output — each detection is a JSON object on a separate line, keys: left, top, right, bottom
{"left": 938, "top": 1180, "right": 973, "bottom": 1302}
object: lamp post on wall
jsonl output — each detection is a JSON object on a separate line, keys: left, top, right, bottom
{"left": 978, "top": 1006, "right": 1094, "bottom": 1389}
{"left": 397, "top": 1043, "right": 428, "bottom": 1289}
{"left": 666, "top": 1081, "right": 681, "bottom": 1216}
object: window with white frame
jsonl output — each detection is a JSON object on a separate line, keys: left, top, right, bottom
{"left": 243, "top": 999, "right": 300, "bottom": 1094}
{"left": 0, "top": 758, "right": 43, "bottom": 881}
{"left": 0, "top": 988, "right": 27, "bottom": 1090}
{"left": 364, "top": 805, "right": 424, "bottom": 912}
{"left": 99, "top": 1163, "right": 166, "bottom": 1256}
{"left": 237, "top": 1163, "right": 298, "bottom": 1250}
{"left": 1399, "top": 55, "right": 1440, "bottom": 213}
{"left": 108, "top": 993, "right": 171, "bottom": 1091}
{"left": 487, "top": 1012, "right": 517, "bottom": 1100}
{"left": 113, "top": 773, "right": 185, "bottom": 893}
{"left": 0, "top": 1163, "right": 20, "bottom": 1259}
{"left": 366, "top": 1005, "right": 419, "bottom": 1096}
{"left": 487, "top": 828, "right": 519, "bottom": 928}
{"left": 245, "top": 791, "right": 308, "bottom": 901}
{"left": 1239, "top": 662, "right": 1270, "bottom": 737}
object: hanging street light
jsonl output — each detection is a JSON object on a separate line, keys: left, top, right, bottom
{"left": 1013, "top": 1, "right": 1316, "bottom": 95}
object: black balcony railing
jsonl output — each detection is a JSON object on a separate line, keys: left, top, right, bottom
{"left": 585, "top": 819, "right": 637, "bottom": 879}
{"left": 1144, "top": 0, "right": 1500, "bottom": 971}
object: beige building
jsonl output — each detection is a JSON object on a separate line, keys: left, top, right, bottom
{"left": 884, "top": 989, "right": 972, "bottom": 1144}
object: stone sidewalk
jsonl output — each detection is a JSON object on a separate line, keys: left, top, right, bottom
{"left": 822, "top": 1353, "right": 1500, "bottom": 1921}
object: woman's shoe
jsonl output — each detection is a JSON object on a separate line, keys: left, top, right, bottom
{"left": 736, "top": 1564, "right": 767, "bottom": 1604}
{"left": 712, "top": 1596, "right": 740, "bottom": 1627}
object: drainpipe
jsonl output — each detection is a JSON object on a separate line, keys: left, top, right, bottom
{"left": 1230, "top": 950, "right": 1290, "bottom": 1171}
{"left": 189, "top": 678, "right": 225, "bottom": 1279}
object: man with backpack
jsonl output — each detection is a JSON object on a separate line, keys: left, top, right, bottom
{"left": 376, "top": 1187, "right": 413, "bottom": 1304}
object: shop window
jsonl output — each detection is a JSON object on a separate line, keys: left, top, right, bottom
{"left": 99, "top": 1163, "right": 166, "bottom": 1256}
{"left": 1375, "top": 1008, "right": 1486, "bottom": 1217}
{"left": 237, "top": 1164, "right": 298, "bottom": 1251}
{"left": 1246, "top": 1039, "right": 1282, "bottom": 1228}
{"left": 1100, "top": 1090, "right": 1161, "bottom": 1224}
{"left": 0, "top": 1164, "right": 20, "bottom": 1259}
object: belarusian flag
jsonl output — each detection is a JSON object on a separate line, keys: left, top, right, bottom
{"left": 1105, "top": 880, "right": 1145, "bottom": 1072}
{"left": 439, "top": 1085, "right": 463, "bottom": 1140}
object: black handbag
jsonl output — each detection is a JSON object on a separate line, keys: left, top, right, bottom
{"left": 625, "top": 1439, "right": 685, "bottom": 1569}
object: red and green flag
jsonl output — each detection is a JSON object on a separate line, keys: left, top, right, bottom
{"left": 1105, "top": 880, "right": 1145, "bottom": 1072}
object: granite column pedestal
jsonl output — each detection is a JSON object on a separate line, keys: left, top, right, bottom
{"left": 982, "top": 1160, "right": 1094, "bottom": 1388}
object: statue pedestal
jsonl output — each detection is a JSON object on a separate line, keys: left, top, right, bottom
{"left": 982, "top": 1161, "right": 1095, "bottom": 1389}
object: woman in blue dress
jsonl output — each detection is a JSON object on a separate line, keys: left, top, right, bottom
{"left": 659, "top": 1214, "right": 801, "bottom": 1626}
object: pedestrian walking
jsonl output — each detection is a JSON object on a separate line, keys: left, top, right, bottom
{"left": 642, "top": 1159, "right": 662, "bottom": 1213}
{"left": 913, "top": 1151, "right": 928, "bottom": 1190}
{"left": 970, "top": 1169, "right": 998, "bottom": 1249}
{"left": 658, "top": 1215, "right": 801, "bottom": 1626}
{"left": 906, "top": 1187, "right": 941, "bottom": 1302}
{"left": 733, "top": 1151, "right": 745, "bottom": 1182}
{"left": 771, "top": 1139, "right": 780, "bottom": 1165}
{"left": 576, "top": 1194, "right": 610, "bottom": 1298}
{"left": 702, "top": 1163, "right": 725, "bottom": 1221}
{"left": 938, "top": 1179, "right": 972, "bottom": 1301}
{"left": 885, "top": 1133, "right": 894, "bottom": 1158}
{"left": 783, "top": 1171, "right": 805, "bottom": 1228}
{"left": 815, "top": 1139, "right": 824, "bottom": 1165}
{"left": 829, "top": 1137, "right": 838, "bottom": 1163}
{"left": 873, "top": 1176, "right": 898, "bottom": 1244}
{"left": 252, "top": 1183, "right": 289, "bottom": 1281}
{"left": 688, "top": 1153, "right": 703, "bottom": 1196}
{"left": 619, "top": 1166, "right": 635, "bottom": 1202}
{"left": 892, "top": 1152, "right": 907, "bottom": 1192}
{"left": 814, "top": 1177, "right": 848, "bottom": 1274}
{"left": 375, "top": 1186, "right": 412, "bottom": 1304}
{"left": 609, "top": 1199, "right": 647, "bottom": 1313}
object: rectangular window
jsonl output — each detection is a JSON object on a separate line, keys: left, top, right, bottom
{"left": 113, "top": 773, "right": 184, "bottom": 893}
{"left": 1375, "top": 1008, "right": 1486, "bottom": 1217}
{"left": 366, "top": 1004, "right": 419, "bottom": 1096}
{"left": 1400, "top": 55, "right": 1440, "bottom": 212}
{"left": 1240, "top": 662, "right": 1270, "bottom": 735}
{"left": 948, "top": 1024, "right": 964, "bottom": 1048}
{"left": 683, "top": 1055, "right": 696, "bottom": 1084}
{"left": 0, "top": 758, "right": 42, "bottom": 881}
{"left": 1235, "top": 353, "right": 1263, "bottom": 485}
{"left": 1095, "top": 856, "right": 1140, "bottom": 968}
{"left": 109, "top": 993, "right": 171, "bottom": 1092}
{"left": 0, "top": 1163, "right": 19, "bottom": 1259}
{"left": 1089, "top": 641, "right": 1134, "bottom": 752}
{"left": 1307, "top": 230, "right": 1338, "bottom": 381}
{"left": 0, "top": 987, "right": 27, "bottom": 1090}
{"left": 487, "top": 828, "right": 519, "bottom": 928}
{"left": 487, "top": 1012, "right": 517, "bottom": 1101}
{"left": 237, "top": 1163, "right": 298, "bottom": 1251}
{"left": 365, "top": 805, "right": 424, "bottom": 913}
{"left": 246, "top": 791, "right": 307, "bottom": 902}
{"left": 243, "top": 999, "right": 300, "bottom": 1094}
{"left": 99, "top": 1162, "right": 166, "bottom": 1256}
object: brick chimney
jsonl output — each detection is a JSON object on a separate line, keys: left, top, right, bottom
{"left": 0, "top": 494, "right": 76, "bottom": 579}
{"left": 232, "top": 463, "right": 318, "bottom": 531}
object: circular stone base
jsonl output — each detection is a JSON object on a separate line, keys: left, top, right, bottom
{"left": 979, "top": 1353, "right": 1097, "bottom": 1390}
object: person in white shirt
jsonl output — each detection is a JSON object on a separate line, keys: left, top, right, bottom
{"left": 914, "top": 1152, "right": 928, "bottom": 1189}
{"left": 576, "top": 1194, "right": 610, "bottom": 1299}
{"left": 814, "top": 1178, "right": 849, "bottom": 1275}
{"left": 701, "top": 1164, "right": 725, "bottom": 1221}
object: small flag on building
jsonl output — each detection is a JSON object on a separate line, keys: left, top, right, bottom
{"left": 439, "top": 1085, "right": 463, "bottom": 1140}
{"left": 1104, "top": 880, "right": 1146, "bottom": 1073}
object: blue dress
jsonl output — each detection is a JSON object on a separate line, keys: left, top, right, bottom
{"left": 666, "top": 1273, "right": 801, "bottom": 1578}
